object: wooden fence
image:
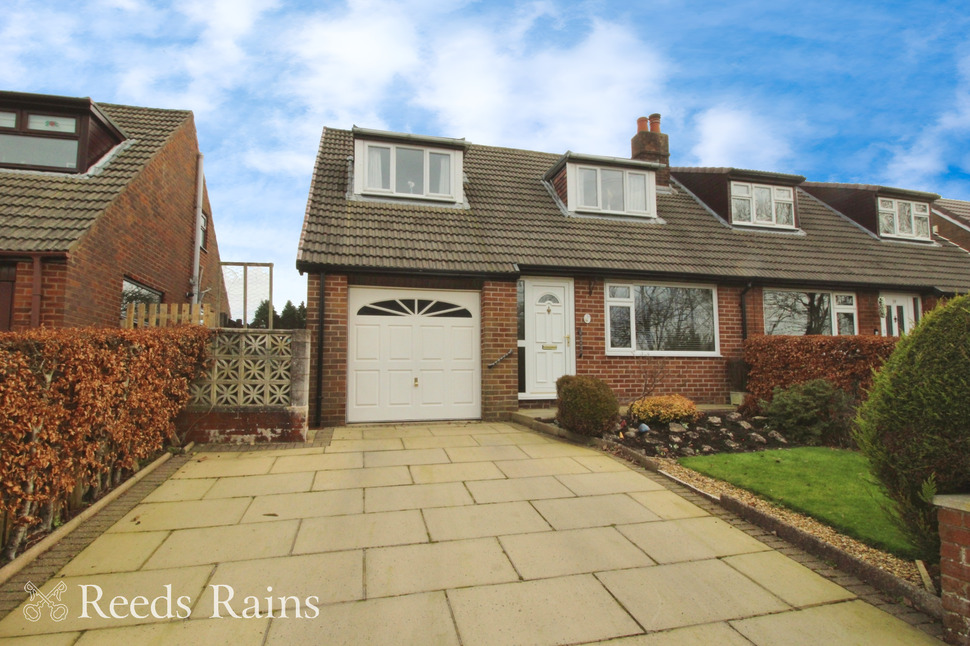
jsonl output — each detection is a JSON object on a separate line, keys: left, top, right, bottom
{"left": 122, "top": 303, "right": 217, "bottom": 329}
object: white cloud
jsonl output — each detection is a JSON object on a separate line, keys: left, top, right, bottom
{"left": 687, "top": 105, "right": 794, "bottom": 170}
{"left": 883, "top": 55, "right": 970, "bottom": 197}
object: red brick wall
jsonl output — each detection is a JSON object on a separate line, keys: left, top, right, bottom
{"left": 7, "top": 259, "right": 68, "bottom": 329}
{"left": 178, "top": 409, "right": 307, "bottom": 444}
{"left": 310, "top": 273, "right": 347, "bottom": 427}
{"left": 573, "top": 277, "right": 734, "bottom": 405}
{"left": 938, "top": 500, "right": 970, "bottom": 645}
{"left": 482, "top": 279, "right": 518, "bottom": 419}
{"left": 59, "top": 114, "right": 226, "bottom": 328}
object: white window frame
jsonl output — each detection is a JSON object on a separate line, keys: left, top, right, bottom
{"left": 762, "top": 288, "right": 858, "bottom": 336}
{"left": 566, "top": 163, "right": 656, "bottom": 217}
{"left": 354, "top": 139, "right": 463, "bottom": 203}
{"left": 604, "top": 281, "right": 720, "bottom": 357}
{"left": 731, "top": 181, "right": 796, "bottom": 229}
{"left": 877, "top": 197, "right": 931, "bottom": 241}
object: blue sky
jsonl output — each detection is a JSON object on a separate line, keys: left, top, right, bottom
{"left": 4, "top": 0, "right": 969, "bottom": 311}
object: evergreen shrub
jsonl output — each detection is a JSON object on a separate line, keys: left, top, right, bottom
{"left": 556, "top": 375, "right": 619, "bottom": 436}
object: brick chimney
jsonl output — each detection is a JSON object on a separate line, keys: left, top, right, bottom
{"left": 631, "top": 113, "right": 669, "bottom": 186}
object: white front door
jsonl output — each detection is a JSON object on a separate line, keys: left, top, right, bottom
{"left": 522, "top": 278, "right": 574, "bottom": 397}
{"left": 348, "top": 287, "right": 481, "bottom": 423}
{"left": 880, "top": 293, "right": 921, "bottom": 337}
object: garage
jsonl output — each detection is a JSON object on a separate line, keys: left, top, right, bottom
{"left": 347, "top": 287, "right": 481, "bottom": 423}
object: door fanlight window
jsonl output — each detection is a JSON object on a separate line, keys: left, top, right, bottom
{"left": 357, "top": 298, "right": 472, "bottom": 318}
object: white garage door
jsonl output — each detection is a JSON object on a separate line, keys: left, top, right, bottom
{"left": 348, "top": 287, "right": 481, "bottom": 423}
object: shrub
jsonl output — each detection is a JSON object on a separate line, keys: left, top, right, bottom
{"left": 628, "top": 394, "right": 701, "bottom": 426}
{"left": 853, "top": 294, "right": 970, "bottom": 562}
{"left": 740, "top": 335, "right": 896, "bottom": 415}
{"left": 763, "top": 379, "right": 855, "bottom": 447}
{"left": 556, "top": 375, "right": 619, "bottom": 436}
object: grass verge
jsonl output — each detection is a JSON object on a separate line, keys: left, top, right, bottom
{"left": 679, "top": 447, "right": 916, "bottom": 559}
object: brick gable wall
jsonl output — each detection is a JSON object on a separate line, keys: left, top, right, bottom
{"left": 59, "top": 115, "right": 225, "bottom": 328}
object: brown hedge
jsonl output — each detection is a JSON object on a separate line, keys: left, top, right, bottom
{"left": 740, "top": 335, "right": 897, "bottom": 414}
{"left": 0, "top": 326, "right": 211, "bottom": 561}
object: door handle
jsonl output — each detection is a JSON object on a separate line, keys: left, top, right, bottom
{"left": 565, "top": 334, "right": 570, "bottom": 346}
{"left": 414, "top": 377, "right": 419, "bottom": 388}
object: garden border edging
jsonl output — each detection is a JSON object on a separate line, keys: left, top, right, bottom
{"left": 509, "top": 412, "right": 942, "bottom": 620}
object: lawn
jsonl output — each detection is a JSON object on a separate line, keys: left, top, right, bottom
{"left": 679, "top": 447, "right": 916, "bottom": 559}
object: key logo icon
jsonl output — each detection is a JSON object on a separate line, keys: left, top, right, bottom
{"left": 23, "top": 581, "right": 68, "bottom": 622}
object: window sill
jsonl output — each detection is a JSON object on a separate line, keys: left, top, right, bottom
{"left": 605, "top": 350, "right": 723, "bottom": 359}
{"left": 731, "top": 222, "right": 800, "bottom": 232}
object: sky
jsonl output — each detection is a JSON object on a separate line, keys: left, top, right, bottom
{"left": 3, "top": 0, "right": 970, "bottom": 313}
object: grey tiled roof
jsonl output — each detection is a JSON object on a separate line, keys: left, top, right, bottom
{"left": 298, "top": 128, "right": 970, "bottom": 293}
{"left": 936, "top": 198, "right": 970, "bottom": 228}
{"left": 0, "top": 103, "right": 190, "bottom": 253}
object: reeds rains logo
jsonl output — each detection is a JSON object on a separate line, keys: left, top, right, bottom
{"left": 23, "top": 581, "right": 68, "bottom": 622}
{"left": 21, "top": 581, "right": 320, "bottom": 621}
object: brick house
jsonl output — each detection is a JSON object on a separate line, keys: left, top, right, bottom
{"left": 0, "top": 91, "right": 227, "bottom": 331}
{"left": 296, "top": 117, "right": 970, "bottom": 426}
{"left": 933, "top": 198, "right": 970, "bottom": 253}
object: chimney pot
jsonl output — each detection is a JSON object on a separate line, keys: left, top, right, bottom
{"left": 649, "top": 113, "right": 661, "bottom": 133}
{"left": 637, "top": 116, "right": 649, "bottom": 133}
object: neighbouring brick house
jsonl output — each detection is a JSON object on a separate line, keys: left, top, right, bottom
{"left": 296, "top": 116, "right": 970, "bottom": 426}
{"left": 0, "top": 91, "right": 227, "bottom": 330}
{"left": 934, "top": 198, "right": 970, "bottom": 253}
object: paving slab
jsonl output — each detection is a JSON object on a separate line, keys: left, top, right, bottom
{"left": 555, "top": 470, "right": 666, "bottom": 496}
{"left": 361, "top": 426, "right": 433, "bottom": 439}
{"left": 616, "top": 516, "right": 771, "bottom": 563}
{"left": 445, "top": 445, "right": 531, "bottom": 463}
{"left": 402, "top": 435, "right": 481, "bottom": 449}
{"left": 142, "top": 520, "right": 300, "bottom": 569}
{"left": 499, "top": 526, "right": 655, "bottom": 579}
{"left": 365, "top": 538, "right": 518, "bottom": 597}
{"left": 409, "top": 461, "right": 506, "bottom": 484}
{"left": 240, "top": 488, "right": 363, "bottom": 523}
{"left": 202, "top": 471, "right": 314, "bottom": 499}
{"left": 465, "top": 475, "right": 575, "bottom": 503}
{"left": 423, "top": 501, "right": 551, "bottom": 541}
{"left": 269, "top": 451, "right": 362, "bottom": 474}
{"left": 532, "top": 493, "right": 661, "bottom": 530}
{"left": 293, "top": 510, "right": 428, "bottom": 553}
{"left": 58, "top": 531, "right": 170, "bottom": 576}
{"left": 494, "top": 457, "right": 591, "bottom": 478}
{"left": 589, "top": 622, "right": 756, "bottom": 645}
{"left": 194, "top": 551, "right": 364, "bottom": 614}
{"left": 107, "top": 497, "right": 252, "bottom": 533}
{"left": 0, "top": 633, "right": 80, "bottom": 646}
{"left": 428, "top": 424, "right": 504, "bottom": 436}
{"left": 363, "top": 448, "right": 450, "bottom": 468}
{"left": 171, "top": 456, "right": 276, "bottom": 479}
{"left": 723, "top": 550, "right": 856, "bottom": 607}
{"left": 265, "top": 591, "right": 460, "bottom": 645}
{"left": 472, "top": 432, "right": 551, "bottom": 446}
{"left": 311, "top": 465, "right": 412, "bottom": 490}
{"left": 519, "top": 443, "right": 601, "bottom": 459}
{"left": 73, "top": 617, "right": 270, "bottom": 645}
{"left": 730, "top": 599, "right": 944, "bottom": 646}
{"left": 325, "top": 438, "right": 404, "bottom": 453}
{"left": 364, "top": 482, "right": 474, "bottom": 512}
{"left": 597, "top": 560, "right": 791, "bottom": 632}
{"left": 447, "top": 574, "right": 642, "bottom": 646}
{"left": 626, "top": 490, "right": 709, "bottom": 519}
{"left": 140, "top": 478, "right": 216, "bottom": 503}
{"left": 571, "top": 455, "right": 629, "bottom": 472}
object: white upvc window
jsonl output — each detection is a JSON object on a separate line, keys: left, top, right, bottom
{"left": 731, "top": 182, "right": 796, "bottom": 228}
{"left": 354, "top": 139, "right": 462, "bottom": 202}
{"left": 604, "top": 282, "right": 719, "bottom": 356}
{"left": 877, "top": 198, "right": 931, "bottom": 240}
{"left": 567, "top": 164, "right": 656, "bottom": 217}
{"left": 763, "top": 289, "right": 858, "bottom": 336}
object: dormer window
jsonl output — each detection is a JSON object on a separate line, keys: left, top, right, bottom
{"left": 0, "top": 110, "right": 80, "bottom": 170}
{"left": 566, "top": 164, "right": 656, "bottom": 217}
{"left": 878, "top": 198, "right": 930, "bottom": 240}
{"left": 731, "top": 182, "right": 795, "bottom": 228}
{"left": 0, "top": 93, "right": 127, "bottom": 174}
{"left": 353, "top": 138, "right": 463, "bottom": 203}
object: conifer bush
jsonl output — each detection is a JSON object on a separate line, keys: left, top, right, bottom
{"left": 764, "top": 379, "right": 855, "bottom": 447}
{"left": 853, "top": 294, "right": 970, "bottom": 562}
{"left": 556, "top": 375, "right": 619, "bottom": 436}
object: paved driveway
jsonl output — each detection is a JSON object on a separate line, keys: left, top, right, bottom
{"left": 0, "top": 422, "right": 943, "bottom": 645}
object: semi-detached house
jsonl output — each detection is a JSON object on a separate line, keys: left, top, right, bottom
{"left": 297, "top": 115, "right": 970, "bottom": 427}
